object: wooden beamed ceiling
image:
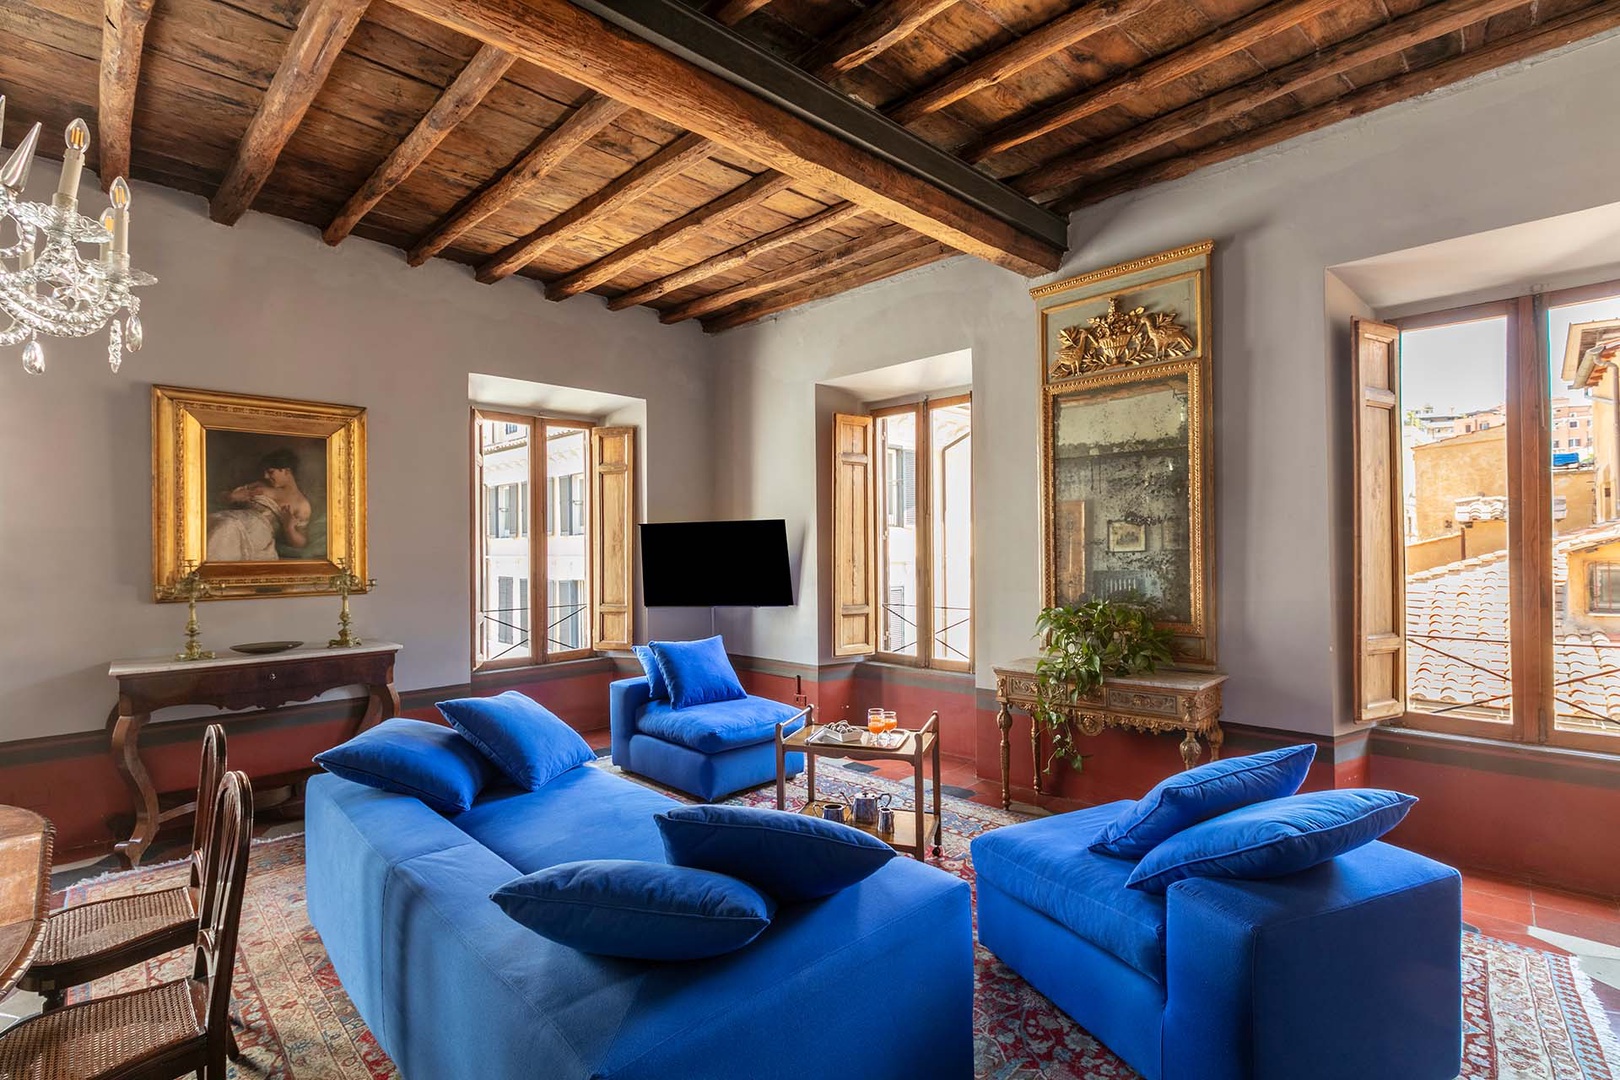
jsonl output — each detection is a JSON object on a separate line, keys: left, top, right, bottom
{"left": 3, "top": 0, "right": 1618, "bottom": 332}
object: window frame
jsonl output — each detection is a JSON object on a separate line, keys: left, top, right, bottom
{"left": 471, "top": 409, "right": 595, "bottom": 672}
{"left": 1388, "top": 280, "right": 1620, "bottom": 754}
{"left": 871, "top": 394, "right": 973, "bottom": 672}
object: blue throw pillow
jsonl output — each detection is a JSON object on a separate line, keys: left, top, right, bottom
{"left": 633, "top": 645, "right": 669, "bottom": 700}
{"left": 1090, "top": 744, "right": 1317, "bottom": 859}
{"left": 1125, "top": 789, "right": 1418, "bottom": 894}
{"left": 491, "top": 860, "right": 775, "bottom": 961}
{"left": 435, "top": 691, "right": 596, "bottom": 791}
{"left": 314, "top": 718, "right": 496, "bottom": 814}
{"left": 656, "top": 804, "right": 895, "bottom": 903}
{"left": 649, "top": 636, "right": 747, "bottom": 710}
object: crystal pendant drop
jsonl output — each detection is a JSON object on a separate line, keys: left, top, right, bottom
{"left": 21, "top": 339, "right": 44, "bottom": 375}
{"left": 107, "top": 320, "right": 123, "bottom": 373}
{"left": 125, "top": 313, "right": 143, "bottom": 352}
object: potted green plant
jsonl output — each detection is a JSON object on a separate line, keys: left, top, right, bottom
{"left": 1033, "top": 598, "right": 1175, "bottom": 775}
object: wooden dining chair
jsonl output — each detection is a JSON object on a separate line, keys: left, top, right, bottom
{"left": 18, "top": 723, "right": 229, "bottom": 1011}
{"left": 0, "top": 769, "right": 254, "bottom": 1079}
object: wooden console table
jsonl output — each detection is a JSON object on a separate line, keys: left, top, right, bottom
{"left": 993, "top": 659, "right": 1227, "bottom": 810}
{"left": 107, "top": 642, "right": 401, "bottom": 867}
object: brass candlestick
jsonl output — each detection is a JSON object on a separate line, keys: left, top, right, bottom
{"left": 328, "top": 560, "right": 377, "bottom": 648}
{"left": 160, "top": 561, "right": 217, "bottom": 661}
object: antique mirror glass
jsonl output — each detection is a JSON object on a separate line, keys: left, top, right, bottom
{"left": 1035, "top": 242, "right": 1216, "bottom": 666}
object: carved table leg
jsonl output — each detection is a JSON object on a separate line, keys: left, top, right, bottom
{"left": 109, "top": 704, "right": 158, "bottom": 869}
{"left": 359, "top": 679, "right": 401, "bottom": 733}
{"left": 1030, "top": 718, "right": 1042, "bottom": 798}
{"left": 996, "top": 703, "right": 1013, "bottom": 811}
{"left": 1178, "top": 729, "right": 1203, "bottom": 771}
{"left": 1207, "top": 723, "right": 1225, "bottom": 761}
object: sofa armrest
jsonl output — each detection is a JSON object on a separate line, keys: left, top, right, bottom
{"left": 1162, "top": 841, "right": 1461, "bottom": 1080}
{"left": 610, "top": 677, "right": 653, "bottom": 765}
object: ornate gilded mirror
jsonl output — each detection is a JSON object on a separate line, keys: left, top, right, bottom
{"left": 1034, "top": 241, "right": 1216, "bottom": 667}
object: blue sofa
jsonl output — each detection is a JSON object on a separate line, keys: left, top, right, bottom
{"left": 306, "top": 762, "right": 973, "bottom": 1080}
{"left": 609, "top": 675, "right": 806, "bottom": 800}
{"left": 972, "top": 803, "right": 1463, "bottom": 1080}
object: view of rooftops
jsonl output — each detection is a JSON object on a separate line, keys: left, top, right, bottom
{"left": 1402, "top": 297, "right": 1620, "bottom": 740}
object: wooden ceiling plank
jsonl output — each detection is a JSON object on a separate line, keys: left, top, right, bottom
{"left": 885, "top": 0, "right": 1163, "bottom": 126}
{"left": 208, "top": 0, "right": 369, "bottom": 225}
{"left": 407, "top": 92, "right": 628, "bottom": 265}
{"left": 607, "top": 200, "right": 863, "bottom": 309}
{"left": 545, "top": 169, "right": 795, "bottom": 299}
{"left": 1053, "top": 0, "right": 1620, "bottom": 212}
{"left": 323, "top": 43, "right": 514, "bottom": 245}
{"left": 660, "top": 221, "right": 916, "bottom": 323}
{"left": 805, "top": 0, "right": 963, "bottom": 80}
{"left": 387, "top": 0, "right": 1063, "bottom": 275}
{"left": 477, "top": 131, "right": 715, "bottom": 282}
{"left": 710, "top": 0, "right": 775, "bottom": 26}
{"left": 98, "top": 0, "right": 157, "bottom": 190}
{"left": 963, "top": 0, "right": 1342, "bottom": 163}
{"left": 1016, "top": 0, "right": 1529, "bottom": 199}
{"left": 701, "top": 237, "right": 952, "bottom": 332}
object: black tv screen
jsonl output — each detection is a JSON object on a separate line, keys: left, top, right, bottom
{"left": 640, "top": 520, "right": 794, "bottom": 607}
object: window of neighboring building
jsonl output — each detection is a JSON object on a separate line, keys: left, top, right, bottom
{"left": 872, "top": 396, "right": 972, "bottom": 670}
{"left": 473, "top": 411, "right": 634, "bottom": 669}
{"left": 1356, "top": 281, "right": 1620, "bottom": 753}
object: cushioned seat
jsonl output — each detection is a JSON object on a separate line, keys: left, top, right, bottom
{"left": 633, "top": 697, "right": 804, "bottom": 754}
{"left": 452, "top": 766, "right": 673, "bottom": 872}
{"left": 971, "top": 801, "right": 1167, "bottom": 981}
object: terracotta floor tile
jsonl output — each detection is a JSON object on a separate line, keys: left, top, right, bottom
{"left": 1531, "top": 887, "right": 1620, "bottom": 921}
{"left": 1460, "top": 870, "right": 1535, "bottom": 900}
{"left": 1463, "top": 890, "right": 1535, "bottom": 925}
{"left": 1529, "top": 908, "right": 1620, "bottom": 949}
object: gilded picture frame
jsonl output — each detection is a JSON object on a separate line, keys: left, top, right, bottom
{"left": 152, "top": 385, "right": 368, "bottom": 601}
{"left": 1034, "top": 240, "right": 1216, "bottom": 667}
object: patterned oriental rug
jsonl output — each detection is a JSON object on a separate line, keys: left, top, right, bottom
{"left": 58, "top": 762, "right": 1620, "bottom": 1080}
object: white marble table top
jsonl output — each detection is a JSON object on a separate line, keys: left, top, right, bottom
{"left": 109, "top": 641, "right": 401, "bottom": 678}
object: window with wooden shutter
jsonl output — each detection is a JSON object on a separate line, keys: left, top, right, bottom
{"left": 590, "top": 426, "right": 636, "bottom": 651}
{"left": 1351, "top": 317, "right": 1406, "bottom": 723}
{"left": 833, "top": 413, "right": 877, "bottom": 657}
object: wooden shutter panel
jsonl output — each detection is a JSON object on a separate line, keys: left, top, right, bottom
{"left": 833, "top": 413, "right": 877, "bottom": 657}
{"left": 590, "top": 426, "right": 636, "bottom": 650}
{"left": 1352, "top": 318, "right": 1406, "bottom": 723}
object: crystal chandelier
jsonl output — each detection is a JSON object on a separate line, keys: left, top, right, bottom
{"left": 0, "top": 95, "right": 155, "bottom": 376}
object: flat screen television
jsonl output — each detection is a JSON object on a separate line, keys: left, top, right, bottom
{"left": 640, "top": 520, "right": 794, "bottom": 607}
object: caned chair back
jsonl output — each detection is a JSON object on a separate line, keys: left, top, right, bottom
{"left": 189, "top": 724, "right": 229, "bottom": 890}
{"left": 193, "top": 769, "right": 252, "bottom": 1052}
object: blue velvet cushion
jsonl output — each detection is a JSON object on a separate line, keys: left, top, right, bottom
{"left": 649, "top": 636, "right": 747, "bottom": 710}
{"left": 657, "top": 804, "right": 895, "bottom": 903}
{"left": 314, "top": 718, "right": 496, "bottom": 814}
{"left": 635, "top": 696, "right": 805, "bottom": 753}
{"left": 435, "top": 691, "right": 596, "bottom": 791}
{"left": 633, "top": 645, "right": 669, "bottom": 700}
{"left": 491, "top": 859, "right": 776, "bottom": 960}
{"left": 1090, "top": 744, "right": 1317, "bottom": 859}
{"left": 1125, "top": 788, "right": 1418, "bottom": 894}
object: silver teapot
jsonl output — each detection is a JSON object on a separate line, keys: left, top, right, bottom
{"left": 852, "top": 791, "right": 894, "bottom": 825}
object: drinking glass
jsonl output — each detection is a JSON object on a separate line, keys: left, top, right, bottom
{"left": 867, "top": 708, "right": 886, "bottom": 741}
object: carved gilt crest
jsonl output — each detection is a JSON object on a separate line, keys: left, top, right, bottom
{"left": 1052, "top": 297, "right": 1193, "bottom": 378}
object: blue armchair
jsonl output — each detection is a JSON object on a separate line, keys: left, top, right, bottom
{"left": 609, "top": 677, "right": 806, "bottom": 801}
{"left": 972, "top": 803, "right": 1463, "bottom": 1080}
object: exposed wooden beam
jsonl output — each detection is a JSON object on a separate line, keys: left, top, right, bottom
{"left": 962, "top": 0, "right": 1340, "bottom": 164}
{"left": 209, "top": 0, "right": 369, "bottom": 225}
{"left": 1014, "top": 0, "right": 1529, "bottom": 200}
{"left": 389, "top": 0, "right": 1064, "bottom": 274}
{"left": 407, "top": 94, "right": 628, "bottom": 266}
{"left": 97, "top": 0, "right": 156, "bottom": 190}
{"left": 804, "top": 0, "right": 962, "bottom": 80}
{"left": 607, "top": 201, "right": 864, "bottom": 310}
{"left": 546, "top": 170, "right": 795, "bottom": 300}
{"left": 478, "top": 132, "right": 714, "bottom": 283}
{"left": 709, "top": 0, "right": 773, "bottom": 26}
{"left": 702, "top": 238, "right": 953, "bottom": 332}
{"left": 1053, "top": 0, "right": 1620, "bottom": 212}
{"left": 661, "top": 222, "right": 917, "bottom": 323}
{"left": 323, "top": 44, "right": 512, "bottom": 245}
{"left": 885, "top": 0, "right": 1162, "bottom": 126}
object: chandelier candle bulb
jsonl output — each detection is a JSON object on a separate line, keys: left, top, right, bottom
{"left": 56, "top": 119, "right": 89, "bottom": 200}
{"left": 110, "top": 178, "right": 131, "bottom": 256}
{"left": 98, "top": 209, "right": 116, "bottom": 262}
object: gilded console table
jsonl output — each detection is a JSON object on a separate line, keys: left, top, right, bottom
{"left": 106, "top": 642, "right": 401, "bottom": 867}
{"left": 993, "top": 659, "right": 1227, "bottom": 810}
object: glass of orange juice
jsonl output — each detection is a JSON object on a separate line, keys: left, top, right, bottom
{"left": 867, "top": 708, "right": 886, "bottom": 741}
